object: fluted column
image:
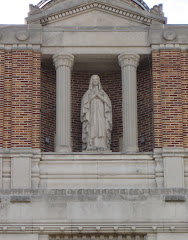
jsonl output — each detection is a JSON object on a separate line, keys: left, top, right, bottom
{"left": 53, "top": 54, "right": 74, "bottom": 152}
{"left": 118, "top": 54, "right": 140, "bottom": 153}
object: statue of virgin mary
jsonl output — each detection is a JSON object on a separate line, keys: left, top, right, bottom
{"left": 81, "top": 75, "right": 112, "bottom": 151}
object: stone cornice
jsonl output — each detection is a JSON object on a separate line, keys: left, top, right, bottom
{"left": 0, "top": 222, "right": 187, "bottom": 234}
{"left": 39, "top": 1, "right": 154, "bottom": 26}
{"left": 53, "top": 53, "right": 74, "bottom": 69}
{"left": 0, "top": 44, "right": 41, "bottom": 51}
{"left": 118, "top": 54, "right": 140, "bottom": 68}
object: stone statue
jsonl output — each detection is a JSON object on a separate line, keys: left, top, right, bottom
{"left": 81, "top": 75, "right": 112, "bottom": 151}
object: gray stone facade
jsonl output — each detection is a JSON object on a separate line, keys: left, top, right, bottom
{"left": 0, "top": 0, "right": 188, "bottom": 239}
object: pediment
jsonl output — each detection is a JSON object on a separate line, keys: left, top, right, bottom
{"left": 26, "top": 0, "right": 166, "bottom": 26}
{"left": 45, "top": 9, "right": 147, "bottom": 27}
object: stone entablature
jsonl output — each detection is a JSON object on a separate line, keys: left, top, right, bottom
{"left": 0, "top": 189, "right": 187, "bottom": 238}
{"left": 27, "top": 0, "right": 162, "bottom": 26}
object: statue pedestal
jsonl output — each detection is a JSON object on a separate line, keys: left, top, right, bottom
{"left": 83, "top": 150, "right": 112, "bottom": 154}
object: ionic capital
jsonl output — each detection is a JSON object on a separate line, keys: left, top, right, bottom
{"left": 53, "top": 53, "right": 74, "bottom": 69}
{"left": 118, "top": 54, "right": 140, "bottom": 68}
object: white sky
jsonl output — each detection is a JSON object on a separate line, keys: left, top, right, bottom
{"left": 0, "top": 0, "right": 188, "bottom": 24}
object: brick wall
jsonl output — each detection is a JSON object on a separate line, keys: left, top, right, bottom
{"left": 0, "top": 50, "right": 41, "bottom": 148}
{"left": 71, "top": 72, "right": 122, "bottom": 152}
{"left": 41, "top": 59, "right": 153, "bottom": 152}
{"left": 41, "top": 63, "right": 56, "bottom": 152}
{"left": 0, "top": 51, "right": 5, "bottom": 148}
{"left": 40, "top": 68, "right": 123, "bottom": 152}
{"left": 2, "top": 49, "right": 188, "bottom": 151}
{"left": 137, "top": 57, "right": 153, "bottom": 152}
{"left": 181, "top": 51, "right": 188, "bottom": 148}
{"left": 152, "top": 50, "right": 188, "bottom": 148}
{"left": 3, "top": 52, "right": 12, "bottom": 148}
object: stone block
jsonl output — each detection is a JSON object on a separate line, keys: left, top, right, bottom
{"left": 39, "top": 236, "right": 49, "bottom": 240}
{"left": 11, "top": 157, "right": 31, "bottom": 189}
{"left": 157, "top": 233, "right": 188, "bottom": 240}
{"left": 0, "top": 234, "right": 38, "bottom": 240}
{"left": 164, "top": 157, "right": 184, "bottom": 188}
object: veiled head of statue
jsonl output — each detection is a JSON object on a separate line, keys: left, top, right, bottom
{"left": 89, "top": 75, "right": 102, "bottom": 90}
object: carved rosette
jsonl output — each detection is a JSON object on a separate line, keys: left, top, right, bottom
{"left": 15, "top": 30, "right": 30, "bottom": 41}
{"left": 53, "top": 54, "right": 74, "bottom": 69}
{"left": 118, "top": 54, "right": 140, "bottom": 68}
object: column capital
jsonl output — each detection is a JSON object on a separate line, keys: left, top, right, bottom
{"left": 53, "top": 53, "right": 74, "bottom": 69}
{"left": 118, "top": 53, "right": 140, "bottom": 68}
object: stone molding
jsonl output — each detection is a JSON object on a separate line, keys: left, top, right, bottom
{"left": 0, "top": 44, "right": 41, "bottom": 51}
{"left": 39, "top": 1, "right": 154, "bottom": 26}
{"left": 0, "top": 189, "right": 188, "bottom": 234}
{"left": 40, "top": 153, "right": 155, "bottom": 189}
{"left": 0, "top": 222, "right": 185, "bottom": 235}
{"left": 53, "top": 54, "right": 74, "bottom": 69}
{"left": 118, "top": 54, "right": 140, "bottom": 68}
{"left": 50, "top": 235, "right": 146, "bottom": 240}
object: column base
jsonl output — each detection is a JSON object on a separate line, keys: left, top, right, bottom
{"left": 123, "top": 145, "right": 139, "bottom": 153}
{"left": 55, "top": 146, "right": 72, "bottom": 153}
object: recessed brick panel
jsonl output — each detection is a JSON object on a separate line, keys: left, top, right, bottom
{"left": 71, "top": 72, "right": 122, "bottom": 152}
{"left": 41, "top": 60, "right": 153, "bottom": 153}
{"left": 0, "top": 50, "right": 41, "bottom": 148}
{"left": 152, "top": 51, "right": 163, "bottom": 148}
{"left": 32, "top": 52, "right": 41, "bottom": 149}
{"left": 0, "top": 50, "right": 5, "bottom": 148}
{"left": 3, "top": 52, "right": 12, "bottom": 148}
{"left": 181, "top": 51, "right": 188, "bottom": 147}
{"left": 137, "top": 57, "right": 153, "bottom": 152}
{"left": 152, "top": 50, "right": 185, "bottom": 148}
{"left": 41, "top": 63, "right": 56, "bottom": 152}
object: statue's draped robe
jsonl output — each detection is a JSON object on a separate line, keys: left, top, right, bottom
{"left": 81, "top": 89, "right": 112, "bottom": 150}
